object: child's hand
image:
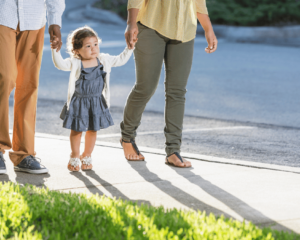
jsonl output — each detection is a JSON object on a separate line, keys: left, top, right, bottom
{"left": 125, "top": 23, "right": 138, "bottom": 50}
{"left": 129, "top": 33, "right": 138, "bottom": 50}
{"left": 49, "top": 24, "right": 62, "bottom": 52}
{"left": 50, "top": 36, "right": 61, "bottom": 50}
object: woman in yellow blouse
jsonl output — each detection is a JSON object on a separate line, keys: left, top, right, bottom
{"left": 120, "top": 0, "right": 218, "bottom": 167}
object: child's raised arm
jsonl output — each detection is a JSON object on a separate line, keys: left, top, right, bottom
{"left": 51, "top": 49, "right": 72, "bottom": 71}
{"left": 101, "top": 47, "right": 134, "bottom": 68}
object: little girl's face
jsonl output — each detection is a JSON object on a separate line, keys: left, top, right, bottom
{"left": 76, "top": 36, "right": 99, "bottom": 60}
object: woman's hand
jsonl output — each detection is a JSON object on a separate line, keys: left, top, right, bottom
{"left": 197, "top": 13, "right": 218, "bottom": 54}
{"left": 205, "top": 30, "right": 218, "bottom": 53}
{"left": 125, "top": 8, "right": 140, "bottom": 50}
{"left": 125, "top": 22, "right": 138, "bottom": 49}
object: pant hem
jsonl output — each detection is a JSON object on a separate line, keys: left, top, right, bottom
{"left": 0, "top": 144, "right": 11, "bottom": 154}
{"left": 9, "top": 151, "right": 36, "bottom": 166}
{"left": 121, "top": 136, "right": 134, "bottom": 142}
{"left": 166, "top": 150, "right": 181, "bottom": 156}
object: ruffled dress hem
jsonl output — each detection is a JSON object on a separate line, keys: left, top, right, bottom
{"left": 63, "top": 109, "right": 114, "bottom": 132}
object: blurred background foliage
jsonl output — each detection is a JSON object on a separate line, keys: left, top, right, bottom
{"left": 207, "top": 0, "right": 300, "bottom": 26}
{"left": 94, "top": 0, "right": 128, "bottom": 20}
{"left": 94, "top": 0, "right": 300, "bottom": 26}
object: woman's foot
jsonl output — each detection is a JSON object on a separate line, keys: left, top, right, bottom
{"left": 68, "top": 157, "right": 80, "bottom": 172}
{"left": 165, "top": 152, "right": 192, "bottom": 168}
{"left": 80, "top": 155, "right": 93, "bottom": 171}
{"left": 120, "top": 138, "right": 145, "bottom": 161}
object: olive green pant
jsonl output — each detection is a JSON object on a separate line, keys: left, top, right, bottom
{"left": 120, "top": 23, "right": 194, "bottom": 155}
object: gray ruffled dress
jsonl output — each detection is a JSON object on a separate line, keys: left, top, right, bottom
{"left": 60, "top": 59, "right": 114, "bottom": 132}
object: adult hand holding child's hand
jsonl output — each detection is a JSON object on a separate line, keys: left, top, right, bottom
{"left": 125, "top": 8, "right": 140, "bottom": 50}
{"left": 49, "top": 24, "right": 62, "bottom": 52}
{"left": 125, "top": 22, "right": 138, "bottom": 50}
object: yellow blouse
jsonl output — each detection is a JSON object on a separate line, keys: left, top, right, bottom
{"left": 128, "top": 0, "right": 208, "bottom": 43}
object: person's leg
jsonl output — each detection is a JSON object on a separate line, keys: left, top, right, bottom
{"left": 69, "top": 130, "right": 82, "bottom": 171}
{"left": 163, "top": 39, "right": 194, "bottom": 167}
{"left": 120, "top": 24, "right": 167, "bottom": 160}
{"left": 70, "top": 130, "right": 82, "bottom": 158}
{"left": 80, "top": 131, "right": 97, "bottom": 170}
{"left": 9, "top": 26, "right": 45, "bottom": 166}
{"left": 0, "top": 25, "right": 18, "bottom": 155}
{"left": 82, "top": 131, "right": 97, "bottom": 157}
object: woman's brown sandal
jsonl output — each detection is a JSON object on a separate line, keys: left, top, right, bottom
{"left": 120, "top": 138, "right": 145, "bottom": 161}
{"left": 165, "top": 152, "right": 191, "bottom": 168}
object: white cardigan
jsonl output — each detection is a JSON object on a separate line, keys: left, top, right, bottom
{"left": 51, "top": 47, "right": 134, "bottom": 109}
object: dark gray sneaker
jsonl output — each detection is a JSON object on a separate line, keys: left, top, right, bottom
{"left": 14, "top": 155, "right": 48, "bottom": 174}
{"left": 0, "top": 152, "right": 7, "bottom": 174}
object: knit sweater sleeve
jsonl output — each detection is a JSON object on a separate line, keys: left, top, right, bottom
{"left": 101, "top": 47, "right": 134, "bottom": 68}
{"left": 51, "top": 49, "right": 72, "bottom": 71}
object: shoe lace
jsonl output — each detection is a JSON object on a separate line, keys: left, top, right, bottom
{"left": 27, "top": 156, "right": 45, "bottom": 167}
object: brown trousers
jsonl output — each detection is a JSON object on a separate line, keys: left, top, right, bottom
{"left": 0, "top": 24, "right": 45, "bottom": 166}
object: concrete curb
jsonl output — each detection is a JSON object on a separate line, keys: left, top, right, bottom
{"left": 31, "top": 131, "right": 300, "bottom": 174}
{"left": 197, "top": 24, "right": 300, "bottom": 46}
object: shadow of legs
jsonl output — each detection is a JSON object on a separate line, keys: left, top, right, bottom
{"left": 15, "top": 172, "right": 50, "bottom": 187}
{"left": 85, "top": 170, "right": 152, "bottom": 206}
{"left": 128, "top": 161, "right": 233, "bottom": 218}
{"left": 171, "top": 166, "right": 291, "bottom": 231}
{"left": 69, "top": 171, "right": 104, "bottom": 196}
{"left": 0, "top": 174, "right": 10, "bottom": 184}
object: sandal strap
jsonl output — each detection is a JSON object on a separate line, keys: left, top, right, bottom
{"left": 121, "top": 138, "right": 141, "bottom": 155}
{"left": 69, "top": 158, "right": 80, "bottom": 167}
{"left": 130, "top": 139, "right": 140, "bottom": 155}
{"left": 121, "top": 139, "right": 131, "bottom": 144}
{"left": 81, "top": 156, "right": 92, "bottom": 165}
{"left": 167, "top": 152, "right": 183, "bottom": 163}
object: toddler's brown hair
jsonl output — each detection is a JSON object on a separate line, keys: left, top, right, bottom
{"left": 66, "top": 26, "right": 102, "bottom": 59}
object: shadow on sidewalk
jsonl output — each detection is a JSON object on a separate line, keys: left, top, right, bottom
{"left": 171, "top": 166, "right": 291, "bottom": 232}
{"left": 15, "top": 172, "right": 51, "bottom": 187}
{"left": 0, "top": 174, "right": 10, "bottom": 184}
{"left": 128, "top": 161, "right": 234, "bottom": 219}
{"left": 70, "top": 171, "right": 104, "bottom": 196}
{"left": 71, "top": 170, "right": 151, "bottom": 206}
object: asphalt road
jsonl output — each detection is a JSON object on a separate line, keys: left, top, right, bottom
{"left": 9, "top": 98, "right": 300, "bottom": 168}
{"left": 7, "top": 0, "right": 300, "bottom": 168}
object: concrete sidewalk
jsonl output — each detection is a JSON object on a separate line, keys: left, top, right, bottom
{"left": 1, "top": 133, "right": 300, "bottom": 234}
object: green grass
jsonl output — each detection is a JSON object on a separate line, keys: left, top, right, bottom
{"left": 0, "top": 182, "right": 299, "bottom": 240}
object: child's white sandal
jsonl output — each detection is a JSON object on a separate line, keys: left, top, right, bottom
{"left": 80, "top": 156, "right": 93, "bottom": 171}
{"left": 68, "top": 157, "right": 80, "bottom": 172}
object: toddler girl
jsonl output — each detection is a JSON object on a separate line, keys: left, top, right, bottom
{"left": 51, "top": 26, "right": 134, "bottom": 171}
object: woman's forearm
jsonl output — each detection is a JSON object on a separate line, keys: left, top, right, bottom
{"left": 127, "top": 8, "right": 139, "bottom": 25}
{"left": 197, "top": 13, "right": 218, "bottom": 53}
{"left": 197, "top": 13, "right": 213, "bottom": 32}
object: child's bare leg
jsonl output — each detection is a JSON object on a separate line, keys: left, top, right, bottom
{"left": 69, "top": 130, "right": 82, "bottom": 171}
{"left": 81, "top": 130, "right": 97, "bottom": 170}
{"left": 82, "top": 130, "right": 97, "bottom": 157}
